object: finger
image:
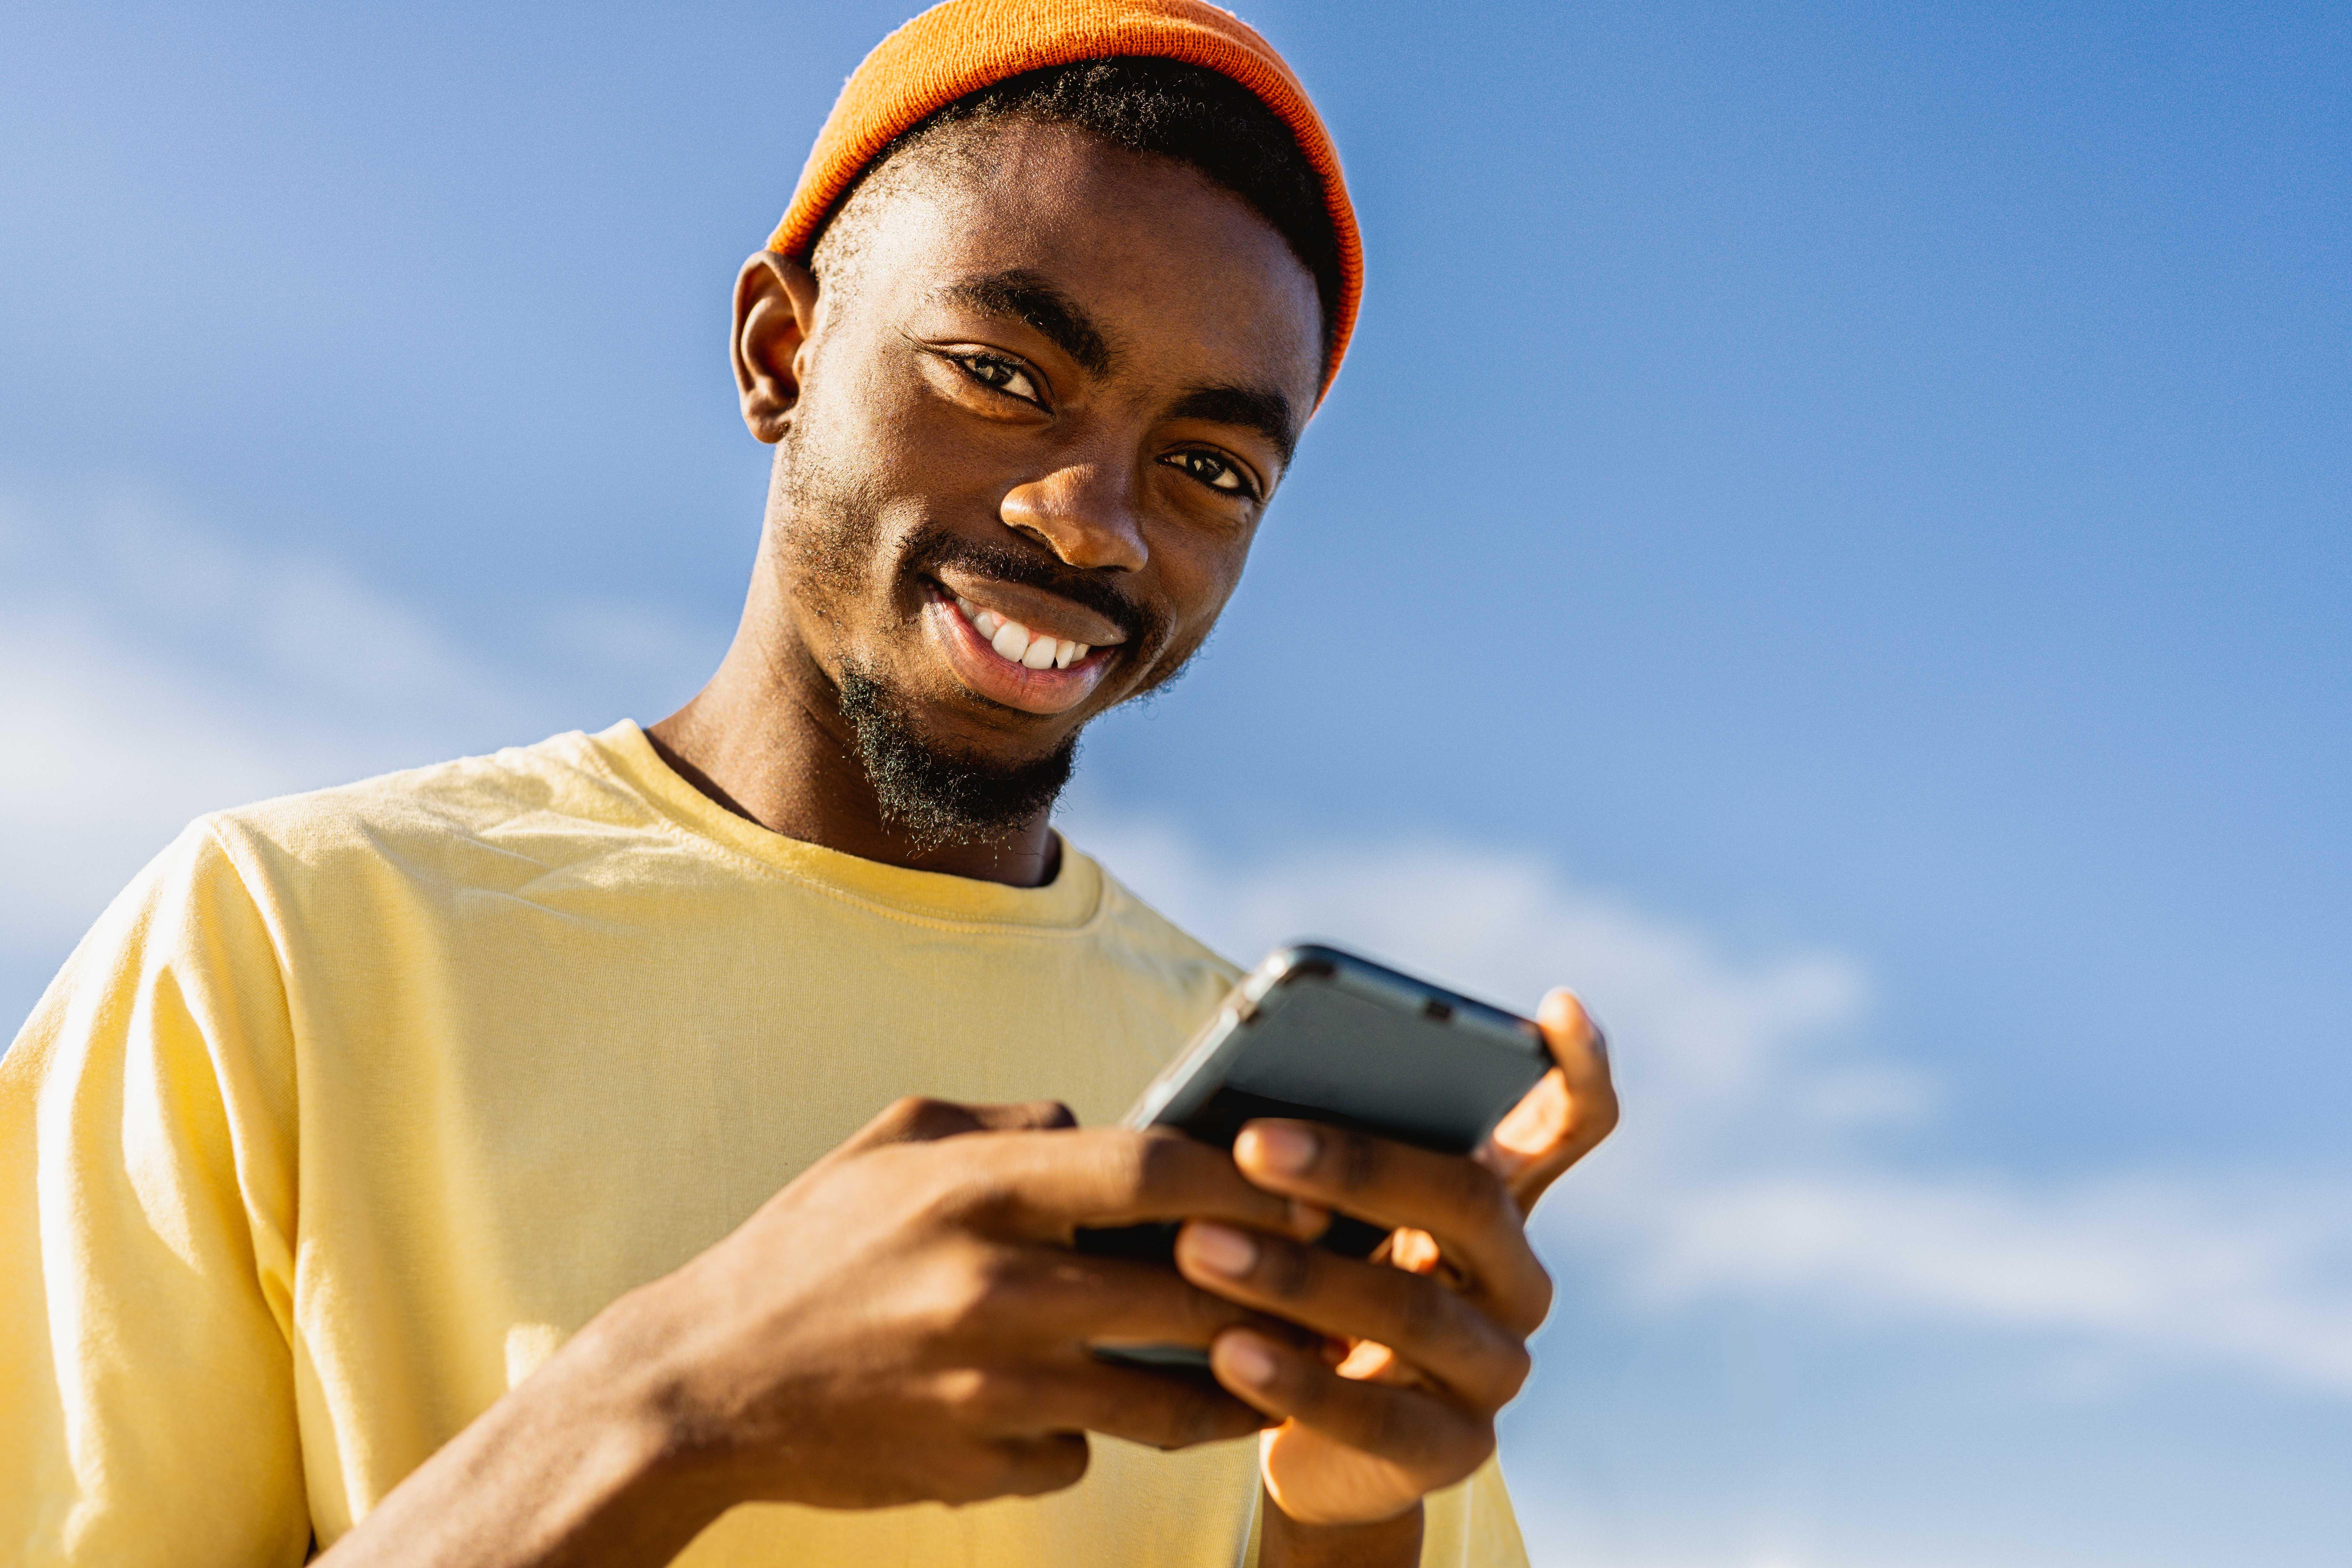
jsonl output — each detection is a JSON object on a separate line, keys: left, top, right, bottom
{"left": 1208, "top": 1329, "right": 1489, "bottom": 1478}
{"left": 954, "top": 1127, "right": 1311, "bottom": 1240}
{"left": 1487, "top": 989, "right": 1620, "bottom": 1210}
{"left": 1001, "top": 1248, "right": 1315, "bottom": 1351}
{"left": 990, "top": 1360, "right": 1271, "bottom": 1451}
{"left": 966, "top": 1433, "right": 1091, "bottom": 1502}
{"left": 964, "top": 1099, "right": 1082, "bottom": 1133}
{"left": 1174, "top": 1223, "right": 1531, "bottom": 1406}
{"left": 1228, "top": 1122, "right": 1551, "bottom": 1330}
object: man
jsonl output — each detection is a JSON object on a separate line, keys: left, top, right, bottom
{"left": 1, "top": 4, "right": 1617, "bottom": 1565}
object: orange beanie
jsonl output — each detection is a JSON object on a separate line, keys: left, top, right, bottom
{"left": 767, "top": 0, "right": 1361, "bottom": 398}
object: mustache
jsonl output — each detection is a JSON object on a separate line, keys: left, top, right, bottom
{"left": 906, "top": 532, "right": 1164, "bottom": 650}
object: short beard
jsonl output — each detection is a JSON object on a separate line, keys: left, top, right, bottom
{"left": 835, "top": 664, "right": 1079, "bottom": 852}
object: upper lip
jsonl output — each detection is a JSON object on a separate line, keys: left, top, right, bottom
{"left": 930, "top": 571, "right": 1130, "bottom": 648}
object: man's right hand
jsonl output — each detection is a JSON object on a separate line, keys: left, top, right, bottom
{"left": 611, "top": 1095, "right": 1318, "bottom": 1508}
{"left": 322, "top": 1096, "right": 1321, "bottom": 1567}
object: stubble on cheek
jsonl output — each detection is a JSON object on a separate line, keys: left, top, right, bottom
{"left": 770, "top": 424, "right": 903, "bottom": 651}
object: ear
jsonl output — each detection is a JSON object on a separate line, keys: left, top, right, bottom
{"left": 733, "top": 250, "right": 821, "bottom": 445}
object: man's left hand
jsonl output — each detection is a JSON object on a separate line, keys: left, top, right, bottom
{"left": 1172, "top": 987, "right": 1618, "bottom": 1528}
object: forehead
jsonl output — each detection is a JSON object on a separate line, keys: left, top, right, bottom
{"left": 835, "top": 117, "right": 1325, "bottom": 409}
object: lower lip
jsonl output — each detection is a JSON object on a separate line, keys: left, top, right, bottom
{"left": 923, "top": 585, "right": 1114, "bottom": 716}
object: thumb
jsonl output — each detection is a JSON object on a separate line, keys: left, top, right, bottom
{"left": 1481, "top": 989, "right": 1619, "bottom": 1211}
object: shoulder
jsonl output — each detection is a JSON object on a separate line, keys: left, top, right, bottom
{"left": 1063, "top": 840, "right": 1244, "bottom": 992}
{"left": 195, "top": 728, "right": 657, "bottom": 907}
{"left": 206, "top": 729, "right": 608, "bottom": 845}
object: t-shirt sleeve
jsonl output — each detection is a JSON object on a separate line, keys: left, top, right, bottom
{"left": 1, "top": 821, "right": 310, "bottom": 1567}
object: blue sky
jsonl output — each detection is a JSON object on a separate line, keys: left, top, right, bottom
{"left": 3, "top": 3, "right": 2347, "bottom": 1564}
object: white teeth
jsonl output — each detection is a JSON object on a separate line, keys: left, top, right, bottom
{"left": 954, "top": 595, "right": 1090, "bottom": 672}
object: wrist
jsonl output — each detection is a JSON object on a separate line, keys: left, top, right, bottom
{"left": 315, "top": 1285, "right": 738, "bottom": 1568}
{"left": 1259, "top": 1491, "right": 1423, "bottom": 1568}
{"left": 547, "top": 1283, "right": 745, "bottom": 1540}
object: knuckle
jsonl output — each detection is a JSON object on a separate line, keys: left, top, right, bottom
{"left": 1180, "top": 1279, "right": 1245, "bottom": 1339}
{"left": 1594, "top": 1090, "right": 1623, "bottom": 1136}
{"left": 916, "top": 1163, "right": 989, "bottom": 1229}
{"left": 1333, "top": 1129, "right": 1382, "bottom": 1194}
{"left": 1156, "top": 1384, "right": 1244, "bottom": 1450}
{"left": 1497, "top": 1340, "right": 1533, "bottom": 1403}
{"left": 1404, "top": 1400, "right": 1489, "bottom": 1477}
{"left": 1174, "top": 1395, "right": 1227, "bottom": 1450}
{"left": 1451, "top": 1157, "right": 1510, "bottom": 1227}
{"left": 1258, "top": 1236, "right": 1316, "bottom": 1300}
{"left": 1394, "top": 1273, "right": 1460, "bottom": 1352}
{"left": 934, "top": 1249, "right": 1025, "bottom": 1335}
{"left": 1124, "top": 1130, "right": 1186, "bottom": 1201}
{"left": 888, "top": 1095, "right": 954, "bottom": 1136}
{"left": 859, "top": 1095, "right": 923, "bottom": 1146}
{"left": 1523, "top": 1259, "right": 1556, "bottom": 1331}
{"left": 933, "top": 1367, "right": 999, "bottom": 1424}
{"left": 942, "top": 1369, "right": 1062, "bottom": 1435}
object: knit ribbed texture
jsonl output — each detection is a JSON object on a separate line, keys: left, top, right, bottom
{"left": 767, "top": 0, "right": 1360, "bottom": 399}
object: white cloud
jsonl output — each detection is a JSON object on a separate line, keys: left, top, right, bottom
{"left": 0, "top": 483, "right": 709, "bottom": 956}
{"left": 2, "top": 487, "right": 476, "bottom": 946}
{"left": 1626, "top": 1170, "right": 2352, "bottom": 1391}
{"left": 0, "top": 600, "right": 320, "bottom": 942}
{"left": 1065, "top": 812, "right": 2352, "bottom": 1401}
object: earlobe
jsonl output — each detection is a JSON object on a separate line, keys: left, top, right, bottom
{"left": 733, "top": 251, "right": 820, "bottom": 445}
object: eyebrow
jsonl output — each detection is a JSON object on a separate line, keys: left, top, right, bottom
{"left": 934, "top": 269, "right": 1115, "bottom": 377}
{"left": 1166, "top": 382, "right": 1299, "bottom": 466}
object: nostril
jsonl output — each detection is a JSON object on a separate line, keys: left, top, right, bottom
{"left": 999, "top": 473, "right": 1151, "bottom": 573}
{"left": 1004, "top": 521, "right": 1061, "bottom": 558}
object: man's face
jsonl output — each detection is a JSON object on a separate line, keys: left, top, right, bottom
{"left": 754, "top": 117, "right": 1326, "bottom": 805}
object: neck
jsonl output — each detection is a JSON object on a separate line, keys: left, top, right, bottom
{"left": 645, "top": 606, "right": 1062, "bottom": 891}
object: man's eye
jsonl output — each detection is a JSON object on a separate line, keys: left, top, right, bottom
{"left": 955, "top": 354, "right": 1042, "bottom": 405}
{"left": 1165, "top": 449, "right": 1255, "bottom": 498}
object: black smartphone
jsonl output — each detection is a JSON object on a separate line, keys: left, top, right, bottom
{"left": 1075, "top": 943, "right": 1555, "bottom": 1375}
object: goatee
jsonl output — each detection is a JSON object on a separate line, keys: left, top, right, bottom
{"left": 835, "top": 664, "right": 1079, "bottom": 852}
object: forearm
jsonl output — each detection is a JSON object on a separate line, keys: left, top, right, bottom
{"left": 1260, "top": 1492, "right": 1422, "bottom": 1568}
{"left": 318, "top": 1293, "right": 730, "bottom": 1568}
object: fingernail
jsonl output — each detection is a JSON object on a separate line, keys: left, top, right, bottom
{"left": 1248, "top": 1122, "right": 1318, "bottom": 1175}
{"left": 1184, "top": 1223, "right": 1258, "bottom": 1277}
{"left": 1218, "top": 1335, "right": 1278, "bottom": 1388}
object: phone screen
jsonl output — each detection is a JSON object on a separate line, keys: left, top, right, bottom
{"left": 1075, "top": 945, "right": 1553, "bottom": 1346}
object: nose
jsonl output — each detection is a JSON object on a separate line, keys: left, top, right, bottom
{"left": 998, "top": 458, "right": 1149, "bottom": 574}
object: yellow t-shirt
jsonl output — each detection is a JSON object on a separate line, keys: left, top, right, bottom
{"left": 2, "top": 721, "right": 1527, "bottom": 1567}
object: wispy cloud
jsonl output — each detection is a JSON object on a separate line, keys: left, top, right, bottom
{"left": 1065, "top": 815, "right": 2352, "bottom": 1402}
{"left": 0, "top": 481, "right": 715, "bottom": 955}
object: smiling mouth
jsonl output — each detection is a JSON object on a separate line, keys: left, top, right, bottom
{"left": 919, "top": 579, "right": 1120, "bottom": 717}
{"left": 950, "top": 594, "right": 1092, "bottom": 671}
